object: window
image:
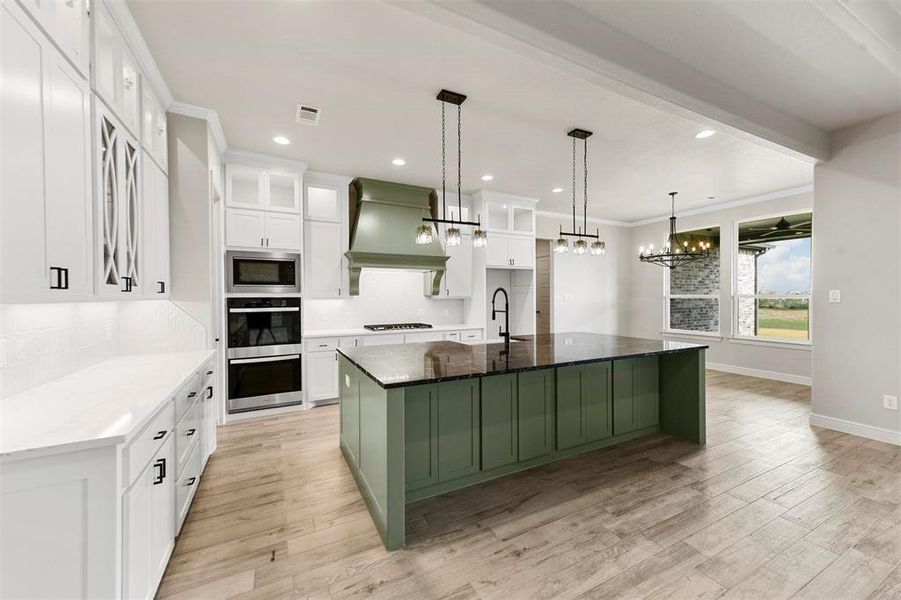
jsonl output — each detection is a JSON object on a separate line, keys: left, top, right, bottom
{"left": 734, "top": 212, "right": 812, "bottom": 342}
{"left": 665, "top": 226, "right": 721, "bottom": 334}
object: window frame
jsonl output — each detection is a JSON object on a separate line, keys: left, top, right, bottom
{"left": 731, "top": 209, "right": 813, "bottom": 346}
{"left": 662, "top": 222, "right": 722, "bottom": 338}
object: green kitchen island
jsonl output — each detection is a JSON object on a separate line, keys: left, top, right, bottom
{"left": 337, "top": 333, "right": 707, "bottom": 550}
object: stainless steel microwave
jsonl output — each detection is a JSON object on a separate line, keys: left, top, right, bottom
{"left": 226, "top": 251, "right": 301, "bottom": 294}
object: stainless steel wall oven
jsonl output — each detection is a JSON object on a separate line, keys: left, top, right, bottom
{"left": 226, "top": 297, "right": 302, "bottom": 413}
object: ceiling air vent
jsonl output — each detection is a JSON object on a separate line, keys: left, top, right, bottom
{"left": 295, "top": 104, "right": 321, "bottom": 126}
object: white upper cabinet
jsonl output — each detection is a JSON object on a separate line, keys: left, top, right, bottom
{"left": 475, "top": 192, "right": 536, "bottom": 234}
{"left": 141, "top": 85, "right": 167, "bottom": 171}
{"left": 92, "top": 1, "right": 142, "bottom": 136}
{"left": 225, "top": 208, "right": 300, "bottom": 250}
{"left": 18, "top": 0, "right": 90, "bottom": 77}
{"left": 444, "top": 233, "right": 474, "bottom": 297}
{"left": 485, "top": 233, "right": 535, "bottom": 269}
{"left": 1, "top": 2, "right": 92, "bottom": 302}
{"left": 226, "top": 164, "right": 300, "bottom": 213}
{"left": 142, "top": 160, "right": 169, "bottom": 296}
{"left": 304, "top": 185, "right": 341, "bottom": 222}
{"left": 304, "top": 220, "right": 344, "bottom": 298}
{"left": 94, "top": 104, "right": 144, "bottom": 297}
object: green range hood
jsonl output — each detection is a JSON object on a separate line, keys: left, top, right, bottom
{"left": 345, "top": 177, "right": 448, "bottom": 295}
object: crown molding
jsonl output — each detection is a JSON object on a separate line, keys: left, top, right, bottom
{"left": 535, "top": 210, "right": 629, "bottom": 228}
{"left": 224, "top": 149, "right": 308, "bottom": 172}
{"left": 104, "top": 0, "right": 173, "bottom": 107}
{"left": 626, "top": 185, "right": 813, "bottom": 227}
{"left": 168, "top": 102, "right": 228, "bottom": 153}
{"left": 472, "top": 190, "right": 540, "bottom": 205}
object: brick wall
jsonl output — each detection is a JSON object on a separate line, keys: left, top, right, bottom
{"left": 669, "top": 248, "right": 720, "bottom": 332}
{"left": 736, "top": 248, "right": 758, "bottom": 335}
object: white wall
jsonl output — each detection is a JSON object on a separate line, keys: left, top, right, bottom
{"left": 536, "top": 216, "right": 631, "bottom": 335}
{"left": 303, "top": 269, "right": 465, "bottom": 331}
{"left": 625, "top": 191, "right": 814, "bottom": 382}
{"left": 811, "top": 112, "right": 901, "bottom": 441}
{"left": 0, "top": 301, "right": 206, "bottom": 399}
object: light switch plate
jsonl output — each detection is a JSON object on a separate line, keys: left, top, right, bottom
{"left": 884, "top": 395, "right": 898, "bottom": 410}
{"left": 828, "top": 289, "right": 841, "bottom": 303}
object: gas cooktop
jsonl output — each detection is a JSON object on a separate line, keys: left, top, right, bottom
{"left": 363, "top": 323, "right": 433, "bottom": 331}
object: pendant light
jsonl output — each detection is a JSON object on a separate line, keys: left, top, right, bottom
{"left": 555, "top": 129, "right": 604, "bottom": 256}
{"left": 417, "top": 89, "right": 486, "bottom": 247}
{"left": 638, "top": 192, "right": 711, "bottom": 269}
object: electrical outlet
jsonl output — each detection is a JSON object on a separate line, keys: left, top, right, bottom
{"left": 884, "top": 394, "right": 898, "bottom": 410}
{"left": 828, "top": 289, "right": 841, "bottom": 303}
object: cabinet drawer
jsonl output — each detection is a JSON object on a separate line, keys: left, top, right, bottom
{"left": 174, "top": 373, "right": 202, "bottom": 422}
{"left": 306, "top": 337, "right": 339, "bottom": 352}
{"left": 175, "top": 399, "right": 202, "bottom": 473}
{"left": 461, "top": 330, "right": 483, "bottom": 341}
{"left": 175, "top": 441, "right": 202, "bottom": 534}
{"left": 125, "top": 401, "right": 175, "bottom": 486}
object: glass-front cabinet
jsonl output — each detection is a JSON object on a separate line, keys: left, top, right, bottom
{"left": 226, "top": 165, "right": 300, "bottom": 213}
{"left": 479, "top": 194, "right": 536, "bottom": 234}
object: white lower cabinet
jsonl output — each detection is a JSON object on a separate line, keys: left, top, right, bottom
{"left": 0, "top": 357, "right": 216, "bottom": 599}
{"left": 1, "top": 2, "right": 93, "bottom": 302}
{"left": 123, "top": 435, "right": 174, "bottom": 600}
{"left": 305, "top": 350, "right": 339, "bottom": 403}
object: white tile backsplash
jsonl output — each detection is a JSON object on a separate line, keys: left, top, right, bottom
{"left": 0, "top": 301, "right": 207, "bottom": 399}
{"left": 304, "top": 269, "right": 465, "bottom": 331}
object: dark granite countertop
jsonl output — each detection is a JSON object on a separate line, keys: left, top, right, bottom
{"left": 337, "top": 333, "right": 707, "bottom": 388}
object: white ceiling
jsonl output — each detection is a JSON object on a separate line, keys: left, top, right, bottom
{"left": 566, "top": 0, "right": 901, "bottom": 131}
{"left": 128, "top": 0, "right": 815, "bottom": 222}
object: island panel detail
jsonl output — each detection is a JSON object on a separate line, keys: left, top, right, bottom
{"left": 338, "top": 333, "right": 706, "bottom": 550}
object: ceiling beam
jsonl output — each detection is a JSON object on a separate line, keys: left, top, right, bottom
{"left": 391, "top": 0, "right": 831, "bottom": 163}
{"left": 811, "top": 0, "right": 901, "bottom": 79}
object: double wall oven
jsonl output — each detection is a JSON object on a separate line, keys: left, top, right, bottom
{"left": 227, "top": 297, "right": 302, "bottom": 413}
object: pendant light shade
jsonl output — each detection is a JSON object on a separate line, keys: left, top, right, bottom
{"left": 472, "top": 226, "right": 487, "bottom": 248}
{"left": 573, "top": 239, "right": 588, "bottom": 255}
{"left": 446, "top": 225, "right": 461, "bottom": 246}
{"left": 590, "top": 239, "right": 606, "bottom": 256}
{"left": 554, "top": 236, "right": 569, "bottom": 254}
{"left": 415, "top": 224, "right": 433, "bottom": 245}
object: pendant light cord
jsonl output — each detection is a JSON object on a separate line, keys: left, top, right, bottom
{"left": 583, "top": 137, "right": 588, "bottom": 236}
{"left": 457, "top": 104, "right": 462, "bottom": 221}
{"left": 441, "top": 101, "right": 446, "bottom": 219}
{"left": 571, "top": 137, "right": 576, "bottom": 233}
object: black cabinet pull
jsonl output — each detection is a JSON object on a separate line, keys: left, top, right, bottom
{"left": 152, "top": 430, "right": 166, "bottom": 440}
{"left": 152, "top": 458, "right": 166, "bottom": 484}
{"left": 188, "top": 391, "right": 197, "bottom": 398}
{"left": 157, "top": 281, "right": 165, "bottom": 294}
{"left": 186, "top": 477, "right": 196, "bottom": 486}
{"left": 50, "top": 266, "right": 69, "bottom": 290}
{"left": 186, "top": 428, "right": 196, "bottom": 436}
{"left": 206, "top": 370, "right": 213, "bottom": 376}
{"left": 122, "top": 276, "right": 133, "bottom": 292}
{"left": 206, "top": 385, "right": 213, "bottom": 399}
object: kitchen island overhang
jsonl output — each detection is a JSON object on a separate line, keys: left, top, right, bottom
{"left": 337, "top": 333, "right": 707, "bottom": 550}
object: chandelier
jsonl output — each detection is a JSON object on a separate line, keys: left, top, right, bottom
{"left": 638, "top": 192, "right": 711, "bottom": 268}
{"left": 415, "top": 89, "right": 487, "bottom": 248}
{"left": 554, "top": 129, "right": 605, "bottom": 257}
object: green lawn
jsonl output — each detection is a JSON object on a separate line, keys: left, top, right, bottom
{"left": 758, "top": 308, "right": 809, "bottom": 340}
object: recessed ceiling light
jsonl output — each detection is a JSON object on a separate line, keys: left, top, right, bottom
{"left": 481, "top": 174, "right": 494, "bottom": 181}
{"left": 695, "top": 130, "right": 716, "bottom": 139}
{"left": 392, "top": 158, "right": 406, "bottom": 166}
{"left": 272, "top": 135, "right": 290, "bottom": 145}
{"left": 552, "top": 187, "right": 563, "bottom": 193}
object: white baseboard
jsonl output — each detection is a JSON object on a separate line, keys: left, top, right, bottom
{"left": 706, "top": 362, "right": 812, "bottom": 386}
{"left": 809, "top": 413, "right": 901, "bottom": 446}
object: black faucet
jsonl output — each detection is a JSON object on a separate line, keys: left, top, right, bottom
{"left": 491, "top": 287, "right": 510, "bottom": 348}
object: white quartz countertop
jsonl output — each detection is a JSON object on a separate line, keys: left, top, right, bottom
{"left": 304, "top": 324, "right": 482, "bottom": 338}
{"left": 1, "top": 350, "right": 215, "bottom": 460}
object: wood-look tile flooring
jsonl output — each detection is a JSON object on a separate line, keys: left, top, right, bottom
{"left": 157, "top": 372, "right": 901, "bottom": 599}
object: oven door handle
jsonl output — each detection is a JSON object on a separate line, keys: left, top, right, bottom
{"left": 228, "top": 307, "right": 300, "bottom": 313}
{"left": 230, "top": 354, "right": 301, "bottom": 365}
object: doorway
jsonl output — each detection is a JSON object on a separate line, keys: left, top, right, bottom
{"left": 536, "top": 239, "right": 552, "bottom": 335}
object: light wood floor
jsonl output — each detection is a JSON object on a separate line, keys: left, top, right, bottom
{"left": 157, "top": 372, "right": 901, "bottom": 600}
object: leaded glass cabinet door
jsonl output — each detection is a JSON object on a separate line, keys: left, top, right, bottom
{"left": 97, "top": 108, "right": 122, "bottom": 294}
{"left": 122, "top": 135, "right": 141, "bottom": 293}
